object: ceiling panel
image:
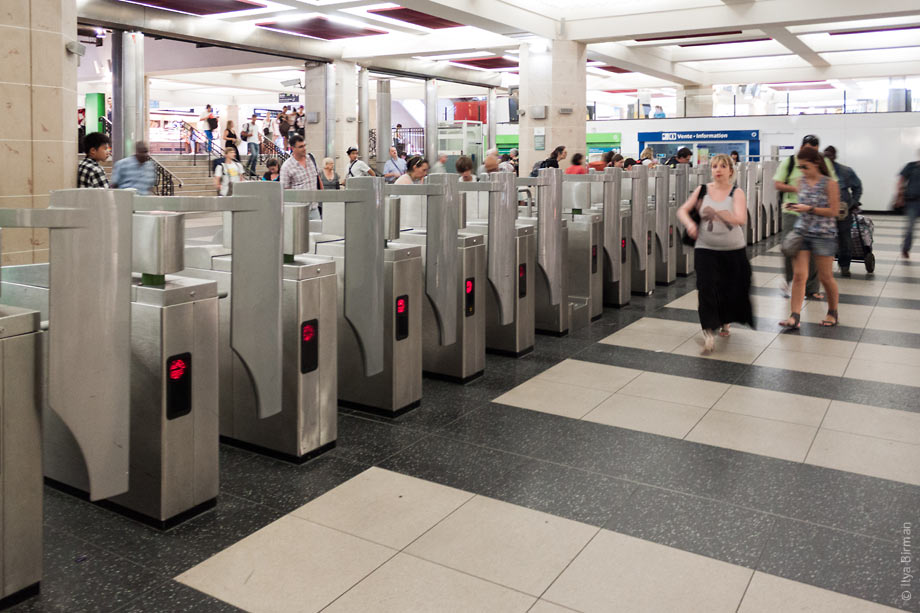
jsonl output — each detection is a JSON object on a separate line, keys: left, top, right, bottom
{"left": 117, "top": 0, "right": 266, "bottom": 16}
{"left": 820, "top": 47, "right": 920, "bottom": 66}
{"left": 366, "top": 7, "right": 462, "bottom": 29}
{"left": 257, "top": 16, "right": 387, "bottom": 40}
{"left": 681, "top": 54, "right": 810, "bottom": 72}
{"left": 452, "top": 56, "right": 518, "bottom": 70}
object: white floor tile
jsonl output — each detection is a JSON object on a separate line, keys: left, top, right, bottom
{"left": 798, "top": 302, "right": 873, "bottom": 328}
{"left": 738, "top": 571, "right": 902, "bottom": 612}
{"left": 619, "top": 371, "right": 730, "bottom": 408}
{"left": 176, "top": 516, "right": 396, "bottom": 613}
{"left": 621, "top": 317, "right": 703, "bottom": 337}
{"left": 852, "top": 342, "right": 920, "bottom": 367}
{"left": 405, "top": 496, "right": 598, "bottom": 597}
{"left": 494, "top": 378, "right": 612, "bottom": 419}
{"left": 753, "top": 347, "right": 850, "bottom": 376}
{"left": 834, "top": 279, "right": 885, "bottom": 297}
{"left": 673, "top": 336, "right": 765, "bottom": 364}
{"left": 844, "top": 358, "right": 920, "bottom": 388}
{"left": 528, "top": 600, "right": 581, "bottom": 613}
{"left": 664, "top": 291, "right": 701, "bottom": 311}
{"left": 872, "top": 305, "right": 920, "bottom": 322}
{"left": 543, "top": 530, "right": 753, "bottom": 613}
{"left": 323, "top": 553, "right": 536, "bottom": 613}
{"left": 598, "top": 329, "right": 689, "bottom": 352}
{"left": 582, "top": 392, "right": 708, "bottom": 439}
{"left": 822, "top": 401, "right": 920, "bottom": 445}
{"left": 685, "top": 410, "right": 817, "bottom": 462}
{"left": 536, "top": 359, "right": 642, "bottom": 393}
{"left": 865, "top": 314, "right": 920, "bottom": 335}
{"left": 880, "top": 281, "right": 920, "bottom": 300}
{"left": 806, "top": 429, "right": 920, "bottom": 486}
{"left": 767, "top": 334, "right": 856, "bottom": 358}
{"left": 291, "top": 468, "right": 473, "bottom": 550}
{"left": 713, "top": 386, "right": 829, "bottom": 427}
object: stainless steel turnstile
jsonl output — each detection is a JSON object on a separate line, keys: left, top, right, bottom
{"left": 652, "top": 166, "right": 678, "bottom": 285}
{"left": 672, "top": 164, "right": 694, "bottom": 277}
{"left": 0, "top": 189, "right": 132, "bottom": 603}
{"left": 389, "top": 174, "right": 486, "bottom": 383}
{"left": 760, "top": 160, "right": 781, "bottom": 237}
{"left": 519, "top": 168, "right": 570, "bottom": 336}
{"left": 308, "top": 177, "right": 423, "bottom": 416}
{"left": 627, "top": 165, "right": 655, "bottom": 295}
{"left": 737, "top": 162, "right": 762, "bottom": 245}
{"left": 562, "top": 176, "right": 604, "bottom": 326}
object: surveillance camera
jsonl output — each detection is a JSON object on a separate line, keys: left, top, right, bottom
{"left": 66, "top": 40, "right": 86, "bottom": 57}
{"left": 281, "top": 78, "right": 303, "bottom": 88}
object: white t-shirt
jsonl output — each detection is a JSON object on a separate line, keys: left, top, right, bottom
{"left": 241, "top": 120, "right": 261, "bottom": 144}
{"left": 216, "top": 161, "right": 244, "bottom": 196}
{"left": 346, "top": 159, "right": 372, "bottom": 178}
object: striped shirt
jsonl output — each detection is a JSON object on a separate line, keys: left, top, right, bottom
{"left": 77, "top": 157, "right": 109, "bottom": 188}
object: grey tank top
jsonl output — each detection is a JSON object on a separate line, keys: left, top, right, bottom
{"left": 695, "top": 185, "right": 746, "bottom": 251}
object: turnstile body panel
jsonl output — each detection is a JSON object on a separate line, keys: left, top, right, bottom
{"left": 520, "top": 216, "right": 570, "bottom": 335}
{"left": 110, "top": 276, "right": 219, "bottom": 522}
{"left": 566, "top": 212, "right": 603, "bottom": 327}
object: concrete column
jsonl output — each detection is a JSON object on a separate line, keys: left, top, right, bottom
{"left": 324, "top": 62, "right": 335, "bottom": 159}
{"left": 376, "top": 79, "right": 391, "bottom": 176}
{"left": 517, "top": 39, "right": 586, "bottom": 175}
{"left": 0, "top": 0, "right": 78, "bottom": 265}
{"left": 303, "top": 61, "right": 326, "bottom": 162}
{"left": 487, "top": 87, "right": 497, "bottom": 151}
{"left": 678, "top": 86, "right": 714, "bottom": 118}
{"left": 332, "top": 60, "right": 358, "bottom": 177}
{"left": 424, "top": 79, "right": 438, "bottom": 162}
{"left": 112, "top": 30, "right": 145, "bottom": 161}
{"left": 358, "top": 66, "right": 369, "bottom": 171}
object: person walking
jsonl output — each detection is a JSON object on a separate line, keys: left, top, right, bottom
{"left": 262, "top": 158, "right": 280, "bottom": 181}
{"left": 214, "top": 148, "right": 245, "bottom": 196}
{"left": 431, "top": 154, "right": 448, "bottom": 175}
{"left": 456, "top": 156, "right": 476, "bottom": 182}
{"left": 280, "top": 134, "right": 323, "bottom": 218}
{"left": 241, "top": 114, "right": 262, "bottom": 176}
{"left": 676, "top": 154, "right": 753, "bottom": 353}
{"left": 223, "top": 120, "right": 241, "bottom": 162}
{"left": 395, "top": 156, "right": 429, "bottom": 185}
{"left": 823, "top": 146, "right": 863, "bottom": 276}
{"left": 111, "top": 141, "right": 155, "bottom": 195}
{"left": 320, "top": 157, "right": 340, "bottom": 190}
{"left": 896, "top": 150, "right": 920, "bottom": 259}
{"left": 773, "top": 134, "right": 838, "bottom": 299}
{"left": 383, "top": 146, "right": 407, "bottom": 184}
{"left": 345, "top": 147, "right": 376, "bottom": 178}
{"left": 665, "top": 147, "right": 693, "bottom": 168}
{"left": 779, "top": 148, "right": 842, "bottom": 329}
{"left": 199, "top": 104, "right": 216, "bottom": 153}
{"left": 565, "top": 153, "right": 588, "bottom": 174}
{"left": 77, "top": 132, "right": 111, "bottom": 188}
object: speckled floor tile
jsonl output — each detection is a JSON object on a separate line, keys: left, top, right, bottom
{"left": 738, "top": 572, "right": 905, "bottom": 613}
{"left": 604, "top": 485, "right": 775, "bottom": 568}
{"left": 478, "top": 458, "right": 636, "bottom": 527}
{"left": 330, "top": 413, "right": 432, "bottom": 465}
{"left": 116, "top": 580, "right": 245, "bottom": 612}
{"left": 543, "top": 530, "right": 753, "bottom": 613}
{"left": 757, "top": 518, "right": 911, "bottom": 610}
{"left": 378, "top": 435, "right": 531, "bottom": 492}
{"left": 405, "top": 495, "right": 597, "bottom": 597}
{"left": 437, "top": 402, "right": 574, "bottom": 456}
{"left": 7, "top": 526, "right": 163, "bottom": 613}
{"left": 577, "top": 343, "right": 748, "bottom": 384}
{"left": 323, "top": 553, "right": 536, "bottom": 613}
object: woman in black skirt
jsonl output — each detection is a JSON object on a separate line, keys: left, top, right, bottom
{"left": 676, "top": 154, "right": 753, "bottom": 353}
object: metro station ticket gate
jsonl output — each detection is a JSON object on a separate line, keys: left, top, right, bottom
{"left": 595, "top": 168, "right": 633, "bottom": 307}
{"left": 387, "top": 174, "right": 486, "bottom": 383}
{"left": 760, "top": 160, "right": 781, "bottom": 237}
{"left": 626, "top": 165, "right": 656, "bottom": 295}
{"left": 562, "top": 175, "right": 605, "bottom": 324}
{"left": 518, "top": 168, "right": 570, "bottom": 336}
{"left": 0, "top": 189, "right": 132, "bottom": 605}
{"left": 464, "top": 173, "right": 536, "bottom": 357}
{"left": 183, "top": 184, "right": 336, "bottom": 463}
{"left": 737, "top": 162, "right": 763, "bottom": 245}
{"left": 651, "top": 166, "right": 678, "bottom": 285}
{"left": 672, "top": 164, "right": 694, "bottom": 277}
{"left": 307, "top": 177, "right": 423, "bottom": 416}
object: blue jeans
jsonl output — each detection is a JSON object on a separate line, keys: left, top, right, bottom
{"left": 205, "top": 129, "right": 213, "bottom": 153}
{"left": 246, "top": 142, "right": 259, "bottom": 174}
{"left": 904, "top": 199, "right": 920, "bottom": 254}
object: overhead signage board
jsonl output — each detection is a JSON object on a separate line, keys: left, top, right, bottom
{"left": 279, "top": 93, "right": 300, "bottom": 103}
{"left": 640, "top": 130, "right": 759, "bottom": 142}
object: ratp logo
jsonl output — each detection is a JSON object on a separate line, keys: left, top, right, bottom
{"left": 661, "top": 133, "right": 678, "bottom": 141}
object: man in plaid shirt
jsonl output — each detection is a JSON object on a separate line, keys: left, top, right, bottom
{"left": 78, "top": 132, "right": 111, "bottom": 188}
{"left": 280, "top": 134, "right": 323, "bottom": 218}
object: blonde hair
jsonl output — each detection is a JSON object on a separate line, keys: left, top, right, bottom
{"left": 640, "top": 147, "right": 654, "bottom": 160}
{"left": 710, "top": 153, "right": 735, "bottom": 177}
{"left": 322, "top": 157, "right": 334, "bottom": 166}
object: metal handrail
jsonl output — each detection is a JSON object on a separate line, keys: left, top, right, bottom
{"left": 259, "top": 137, "right": 290, "bottom": 165}
{"left": 100, "top": 115, "right": 113, "bottom": 137}
{"left": 151, "top": 157, "right": 183, "bottom": 196}
{"left": 180, "top": 121, "right": 225, "bottom": 177}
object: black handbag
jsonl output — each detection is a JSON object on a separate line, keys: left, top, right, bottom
{"left": 681, "top": 184, "right": 707, "bottom": 247}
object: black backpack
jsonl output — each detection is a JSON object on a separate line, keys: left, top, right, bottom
{"left": 207, "top": 117, "right": 219, "bottom": 131}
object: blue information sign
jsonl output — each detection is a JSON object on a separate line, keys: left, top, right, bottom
{"left": 639, "top": 130, "right": 760, "bottom": 159}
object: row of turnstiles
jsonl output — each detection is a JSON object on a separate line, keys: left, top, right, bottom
{"left": 0, "top": 158, "right": 783, "bottom": 605}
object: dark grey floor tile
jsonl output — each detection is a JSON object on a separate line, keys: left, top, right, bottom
{"left": 378, "top": 435, "right": 530, "bottom": 492}
{"left": 758, "top": 518, "right": 915, "bottom": 610}
{"left": 480, "top": 458, "right": 636, "bottom": 526}
{"left": 577, "top": 343, "right": 746, "bottom": 384}
{"left": 115, "top": 580, "right": 244, "bottom": 612}
{"left": 604, "top": 485, "right": 775, "bottom": 569}
{"left": 219, "top": 452, "right": 367, "bottom": 513}
{"left": 7, "top": 526, "right": 162, "bottom": 613}
{"left": 329, "top": 414, "right": 432, "bottom": 465}
{"left": 532, "top": 334, "right": 598, "bottom": 361}
{"left": 436, "top": 402, "right": 572, "bottom": 456}
{"left": 876, "top": 297, "right": 920, "bottom": 310}
{"left": 859, "top": 329, "right": 920, "bottom": 350}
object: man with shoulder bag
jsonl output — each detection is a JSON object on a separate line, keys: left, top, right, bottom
{"left": 823, "top": 146, "right": 862, "bottom": 276}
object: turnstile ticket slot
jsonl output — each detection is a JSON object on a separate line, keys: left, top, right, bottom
{"left": 519, "top": 264, "right": 527, "bottom": 298}
{"left": 465, "top": 278, "right": 475, "bottom": 317}
{"left": 166, "top": 352, "right": 192, "bottom": 420}
{"left": 396, "top": 295, "right": 410, "bottom": 341}
{"left": 300, "top": 319, "right": 319, "bottom": 374}
{"left": 621, "top": 238, "right": 627, "bottom": 263}
{"left": 591, "top": 245, "right": 598, "bottom": 274}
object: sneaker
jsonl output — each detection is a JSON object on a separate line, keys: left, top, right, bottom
{"left": 840, "top": 267, "right": 851, "bottom": 278}
{"left": 702, "top": 329, "right": 715, "bottom": 353}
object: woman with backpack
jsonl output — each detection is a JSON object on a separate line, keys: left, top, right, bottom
{"left": 676, "top": 154, "right": 753, "bottom": 353}
{"left": 530, "top": 145, "right": 567, "bottom": 176}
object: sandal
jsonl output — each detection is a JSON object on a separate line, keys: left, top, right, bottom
{"left": 702, "top": 329, "right": 715, "bottom": 353}
{"left": 810, "top": 292, "right": 826, "bottom": 300}
{"left": 821, "top": 309, "right": 839, "bottom": 327}
{"left": 719, "top": 325, "right": 731, "bottom": 337}
{"left": 780, "top": 313, "right": 801, "bottom": 330}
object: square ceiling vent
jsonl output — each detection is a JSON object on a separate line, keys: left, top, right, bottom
{"left": 257, "top": 17, "right": 387, "bottom": 40}
{"left": 118, "top": 0, "right": 266, "bottom": 16}
{"left": 366, "top": 7, "right": 462, "bottom": 29}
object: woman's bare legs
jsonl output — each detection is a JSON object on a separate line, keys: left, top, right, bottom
{"left": 815, "top": 255, "right": 839, "bottom": 324}
{"left": 781, "top": 250, "right": 810, "bottom": 326}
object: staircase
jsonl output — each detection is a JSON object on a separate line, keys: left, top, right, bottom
{"left": 101, "top": 154, "right": 274, "bottom": 196}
